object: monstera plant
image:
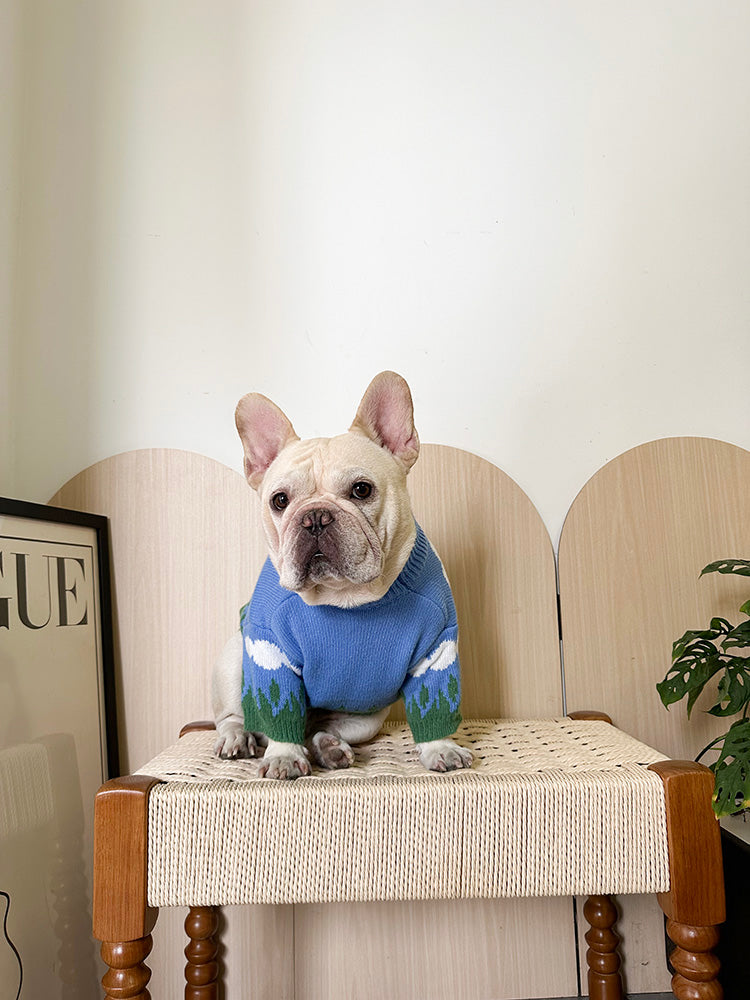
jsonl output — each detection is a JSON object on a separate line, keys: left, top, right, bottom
{"left": 657, "top": 558, "right": 750, "bottom": 818}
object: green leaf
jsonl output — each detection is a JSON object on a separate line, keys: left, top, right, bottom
{"left": 709, "top": 616, "right": 734, "bottom": 632}
{"left": 710, "top": 718, "right": 750, "bottom": 817}
{"left": 739, "top": 599, "right": 750, "bottom": 617}
{"left": 701, "top": 559, "right": 750, "bottom": 578}
{"left": 722, "top": 620, "right": 750, "bottom": 651}
{"left": 685, "top": 656, "right": 724, "bottom": 718}
{"left": 672, "top": 622, "right": 731, "bottom": 661}
{"left": 656, "top": 642, "right": 723, "bottom": 716}
{"left": 707, "top": 658, "right": 750, "bottom": 717}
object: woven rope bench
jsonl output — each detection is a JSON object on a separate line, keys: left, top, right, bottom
{"left": 93, "top": 712, "right": 724, "bottom": 999}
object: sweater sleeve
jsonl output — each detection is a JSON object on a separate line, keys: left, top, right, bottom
{"left": 240, "top": 606, "right": 307, "bottom": 744}
{"left": 401, "top": 624, "right": 462, "bottom": 743}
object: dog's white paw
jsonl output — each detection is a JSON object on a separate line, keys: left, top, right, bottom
{"left": 214, "top": 724, "right": 257, "bottom": 759}
{"left": 310, "top": 731, "right": 355, "bottom": 770}
{"left": 258, "top": 743, "right": 311, "bottom": 780}
{"left": 417, "top": 739, "right": 473, "bottom": 773}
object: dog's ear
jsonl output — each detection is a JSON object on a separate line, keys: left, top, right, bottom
{"left": 235, "top": 393, "right": 299, "bottom": 490}
{"left": 350, "top": 371, "right": 420, "bottom": 471}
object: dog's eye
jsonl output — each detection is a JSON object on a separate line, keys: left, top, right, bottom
{"left": 350, "top": 481, "right": 373, "bottom": 501}
{"left": 271, "top": 492, "right": 290, "bottom": 511}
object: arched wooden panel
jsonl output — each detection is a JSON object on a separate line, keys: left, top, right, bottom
{"left": 52, "top": 448, "right": 266, "bottom": 773}
{"left": 52, "top": 444, "right": 562, "bottom": 763}
{"left": 559, "top": 436, "right": 750, "bottom": 760}
{"left": 52, "top": 444, "right": 572, "bottom": 1000}
{"left": 408, "top": 443, "right": 562, "bottom": 719}
{"left": 559, "top": 436, "right": 750, "bottom": 996}
{"left": 51, "top": 449, "right": 293, "bottom": 1000}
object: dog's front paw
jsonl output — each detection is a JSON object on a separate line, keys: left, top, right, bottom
{"left": 310, "top": 731, "right": 355, "bottom": 770}
{"left": 417, "top": 739, "right": 473, "bottom": 773}
{"left": 258, "top": 742, "right": 311, "bottom": 780}
{"left": 214, "top": 724, "right": 258, "bottom": 759}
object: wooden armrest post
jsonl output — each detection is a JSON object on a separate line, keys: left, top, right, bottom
{"left": 648, "top": 761, "right": 725, "bottom": 1000}
{"left": 567, "top": 710, "right": 614, "bottom": 725}
{"left": 179, "top": 720, "right": 216, "bottom": 738}
{"left": 93, "top": 775, "right": 162, "bottom": 1000}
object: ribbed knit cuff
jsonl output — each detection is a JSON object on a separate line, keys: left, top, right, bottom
{"left": 242, "top": 690, "right": 306, "bottom": 745}
{"left": 405, "top": 700, "right": 462, "bottom": 744}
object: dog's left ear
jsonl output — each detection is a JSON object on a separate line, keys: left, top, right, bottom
{"left": 350, "top": 371, "right": 420, "bottom": 472}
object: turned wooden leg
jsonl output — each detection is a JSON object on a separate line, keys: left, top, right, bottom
{"left": 583, "top": 895, "right": 623, "bottom": 1000}
{"left": 101, "top": 936, "right": 154, "bottom": 1000}
{"left": 93, "top": 775, "right": 161, "bottom": 1000}
{"left": 666, "top": 921, "right": 722, "bottom": 1000}
{"left": 649, "top": 761, "right": 725, "bottom": 1000}
{"left": 569, "top": 716, "right": 621, "bottom": 998}
{"left": 185, "top": 906, "right": 220, "bottom": 999}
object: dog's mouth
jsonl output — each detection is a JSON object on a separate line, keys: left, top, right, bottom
{"left": 300, "top": 533, "right": 349, "bottom": 582}
{"left": 277, "top": 506, "right": 383, "bottom": 593}
{"left": 305, "top": 550, "right": 342, "bottom": 584}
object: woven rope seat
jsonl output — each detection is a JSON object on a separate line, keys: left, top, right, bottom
{"left": 135, "top": 718, "right": 670, "bottom": 907}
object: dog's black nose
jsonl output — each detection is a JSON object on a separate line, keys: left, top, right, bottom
{"left": 301, "top": 508, "right": 333, "bottom": 536}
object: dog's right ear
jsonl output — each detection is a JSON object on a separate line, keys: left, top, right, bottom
{"left": 235, "top": 393, "right": 299, "bottom": 490}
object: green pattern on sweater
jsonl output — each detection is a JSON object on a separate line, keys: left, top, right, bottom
{"left": 405, "top": 688, "right": 462, "bottom": 744}
{"left": 243, "top": 686, "right": 306, "bottom": 744}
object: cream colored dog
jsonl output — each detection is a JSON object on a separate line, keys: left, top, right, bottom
{"left": 212, "top": 371, "right": 472, "bottom": 779}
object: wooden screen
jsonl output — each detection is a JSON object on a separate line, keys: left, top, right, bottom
{"left": 52, "top": 443, "right": 573, "bottom": 1000}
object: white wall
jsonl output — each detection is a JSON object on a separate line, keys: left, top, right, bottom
{"left": 5, "top": 0, "right": 750, "bottom": 541}
{"left": 0, "top": 0, "right": 23, "bottom": 486}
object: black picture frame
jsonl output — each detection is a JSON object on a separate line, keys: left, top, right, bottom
{"left": 0, "top": 496, "right": 119, "bottom": 778}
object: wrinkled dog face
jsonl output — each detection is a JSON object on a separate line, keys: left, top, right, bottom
{"left": 260, "top": 434, "right": 399, "bottom": 593}
{"left": 235, "top": 372, "right": 420, "bottom": 608}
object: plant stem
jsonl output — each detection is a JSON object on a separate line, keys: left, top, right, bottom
{"left": 695, "top": 733, "right": 726, "bottom": 763}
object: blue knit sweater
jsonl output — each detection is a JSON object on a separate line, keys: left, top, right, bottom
{"left": 240, "top": 524, "right": 462, "bottom": 744}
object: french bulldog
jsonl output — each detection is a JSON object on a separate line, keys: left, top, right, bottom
{"left": 212, "top": 371, "right": 472, "bottom": 779}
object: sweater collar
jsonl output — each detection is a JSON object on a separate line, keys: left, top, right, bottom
{"left": 385, "top": 521, "right": 430, "bottom": 599}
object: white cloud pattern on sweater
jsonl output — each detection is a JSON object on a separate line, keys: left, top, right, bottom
{"left": 245, "top": 637, "right": 302, "bottom": 676}
{"left": 408, "top": 639, "right": 458, "bottom": 679}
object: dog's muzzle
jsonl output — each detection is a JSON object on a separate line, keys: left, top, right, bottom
{"left": 278, "top": 502, "right": 382, "bottom": 592}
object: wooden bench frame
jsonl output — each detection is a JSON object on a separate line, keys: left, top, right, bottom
{"left": 92, "top": 713, "right": 725, "bottom": 1000}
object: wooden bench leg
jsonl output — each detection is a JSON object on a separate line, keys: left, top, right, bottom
{"left": 94, "top": 775, "right": 162, "bottom": 1000}
{"left": 101, "top": 936, "right": 155, "bottom": 999}
{"left": 569, "top": 716, "right": 624, "bottom": 998}
{"left": 185, "top": 905, "right": 220, "bottom": 999}
{"left": 666, "top": 921, "right": 722, "bottom": 999}
{"left": 649, "top": 761, "right": 725, "bottom": 1000}
{"left": 583, "top": 894, "right": 623, "bottom": 1000}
